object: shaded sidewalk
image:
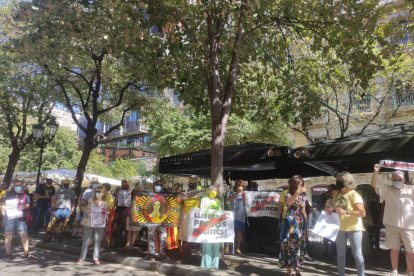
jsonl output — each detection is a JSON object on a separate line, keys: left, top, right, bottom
{"left": 28, "top": 236, "right": 398, "bottom": 276}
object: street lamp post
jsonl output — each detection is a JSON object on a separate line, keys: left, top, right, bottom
{"left": 32, "top": 118, "right": 59, "bottom": 189}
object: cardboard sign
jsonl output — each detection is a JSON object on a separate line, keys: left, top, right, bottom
{"left": 131, "top": 192, "right": 181, "bottom": 227}
{"left": 244, "top": 191, "right": 280, "bottom": 218}
{"left": 186, "top": 208, "right": 234, "bottom": 243}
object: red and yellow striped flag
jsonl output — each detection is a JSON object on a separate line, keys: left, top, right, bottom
{"left": 166, "top": 227, "right": 179, "bottom": 250}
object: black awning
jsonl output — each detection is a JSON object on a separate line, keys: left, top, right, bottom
{"left": 159, "top": 142, "right": 334, "bottom": 180}
{"left": 295, "top": 124, "right": 414, "bottom": 174}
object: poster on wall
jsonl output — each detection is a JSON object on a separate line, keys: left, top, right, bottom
{"left": 186, "top": 208, "right": 234, "bottom": 243}
{"left": 131, "top": 192, "right": 181, "bottom": 227}
{"left": 244, "top": 191, "right": 280, "bottom": 218}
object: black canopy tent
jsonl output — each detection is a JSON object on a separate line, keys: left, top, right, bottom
{"left": 159, "top": 142, "right": 335, "bottom": 181}
{"left": 295, "top": 123, "right": 414, "bottom": 174}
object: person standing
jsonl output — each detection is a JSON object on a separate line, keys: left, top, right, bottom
{"left": 326, "top": 171, "right": 366, "bottom": 276}
{"left": 77, "top": 185, "right": 109, "bottom": 265}
{"left": 317, "top": 184, "right": 336, "bottom": 256}
{"left": 44, "top": 179, "right": 77, "bottom": 241}
{"left": 1, "top": 180, "right": 33, "bottom": 259}
{"left": 34, "top": 178, "right": 55, "bottom": 235}
{"left": 228, "top": 179, "right": 247, "bottom": 255}
{"left": 371, "top": 164, "right": 414, "bottom": 276}
{"left": 367, "top": 192, "right": 382, "bottom": 251}
{"left": 179, "top": 175, "right": 201, "bottom": 258}
{"left": 200, "top": 186, "right": 221, "bottom": 269}
{"left": 279, "top": 175, "right": 308, "bottom": 276}
{"left": 123, "top": 183, "right": 142, "bottom": 250}
{"left": 147, "top": 181, "right": 168, "bottom": 260}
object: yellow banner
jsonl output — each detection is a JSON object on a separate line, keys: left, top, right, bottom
{"left": 131, "top": 193, "right": 181, "bottom": 227}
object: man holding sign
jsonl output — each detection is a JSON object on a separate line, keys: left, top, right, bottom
{"left": 372, "top": 163, "right": 414, "bottom": 276}
{"left": 1, "top": 180, "right": 32, "bottom": 259}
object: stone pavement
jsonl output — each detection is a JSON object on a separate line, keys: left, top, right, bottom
{"left": 25, "top": 236, "right": 404, "bottom": 276}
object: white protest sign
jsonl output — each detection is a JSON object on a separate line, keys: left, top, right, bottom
{"left": 117, "top": 190, "right": 130, "bottom": 206}
{"left": 379, "top": 160, "right": 414, "bottom": 171}
{"left": 186, "top": 208, "right": 234, "bottom": 243}
{"left": 311, "top": 211, "right": 340, "bottom": 242}
{"left": 5, "top": 199, "right": 23, "bottom": 219}
{"left": 244, "top": 191, "right": 280, "bottom": 218}
{"left": 91, "top": 205, "right": 106, "bottom": 227}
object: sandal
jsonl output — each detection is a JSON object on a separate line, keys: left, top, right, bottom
{"left": 93, "top": 259, "right": 100, "bottom": 265}
{"left": 76, "top": 259, "right": 83, "bottom": 265}
{"left": 23, "top": 253, "right": 36, "bottom": 259}
{"left": 4, "top": 254, "right": 13, "bottom": 260}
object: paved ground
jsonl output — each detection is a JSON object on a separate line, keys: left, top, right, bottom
{"left": 0, "top": 246, "right": 161, "bottom": 276}
{"left": 0, "top": 233, "right": 405, "bottom": 276}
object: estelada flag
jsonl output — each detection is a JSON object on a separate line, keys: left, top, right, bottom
{"left": 166, "top": 226, "right": 179, "bottom": 250}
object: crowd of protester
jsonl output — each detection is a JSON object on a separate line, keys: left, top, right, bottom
{"left": 0, "top": 166, "right": 413, "bottom": 276}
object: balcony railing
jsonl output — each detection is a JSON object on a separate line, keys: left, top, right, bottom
{"left": 384, "top": 92, "right": 414, "bottom": 109}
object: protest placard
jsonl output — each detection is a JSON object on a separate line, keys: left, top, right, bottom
{"left": 181, "top": 189, "right": 208, "bottom": 199}
{"left": 244, "top": 191, "right": 280, "bottom": 218}
{"left": 185, "top": 208, "right": 234, "bottom": 243}
{"left": 131, "top": 192, "right": 181, "bottom": 227}
{"left": 311, "top": 211, "right": 340, "bottom": 242}
{"left": 5, "top": 198, "right": 23, "bottom": 220}
{"left": 380, "top": 160, "right": 414, "bottom": 171}
{"left": 91, "top": 205, "right": 106, "bottom": 227}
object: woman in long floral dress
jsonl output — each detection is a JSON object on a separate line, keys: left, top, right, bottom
{"left": 279, "top": 175, "right": 309, "bottom": 276}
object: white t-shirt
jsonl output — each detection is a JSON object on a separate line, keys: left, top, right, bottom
{"left": 376, "top": 183, "right": 414, "bottom": 230}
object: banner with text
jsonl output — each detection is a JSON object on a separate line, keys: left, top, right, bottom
{"left": 186, "top": 208, "right": 234, "bottom": 243}
{"left": 380, "top": 160, "right": 414, "bottom": 171}
{"left": 131, "top": 192, "right": 181, "bottom": 227}
{"left": 244, "top": 191, "right": 280, "bottom": 218}
{"left": 181, "top": 188, "right": 208, "bottom": 199}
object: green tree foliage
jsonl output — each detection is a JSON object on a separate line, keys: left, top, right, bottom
{"left": 85, "top": 151, "right": 113, "bottom": 178}
{"left": 146, "top": 0, "right": 382, "bottom": 193}
{"left": 17, "top": 127, "right": 81, "bottom": 172}
{"left": 110, "top": 158, "right": 139, "bottom": 179}
{"left": 14, "top": 0, "right": 158, "bottom": 195}
{"left": 143, "top": 100, "right": 290, "bottom": 156}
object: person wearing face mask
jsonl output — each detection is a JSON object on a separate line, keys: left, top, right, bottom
{"left": 112, "top": 180, "right": 131, "bottom": 246}
{"left": 325, "top": 171, "right": 366, "bottom": 276}
{"left": 147, "top": 181, "right": 168, "bottom": 260}
{"left": 371, "top": 164, "right": 414, "bottom": 276}
{"left": 44, "top": 179, "right": 77, "bottom": 242}
{"left": 279, "top": 176, "right": 309, "bottom": 276}
{"left": 200, "top": 186, "right": 221, "bottom": 269}
{"left": 179, "top": 175, "right": 201, "bottom": 258}
{"left": 123, "top": 183, "right": 142, "bottom": 250}
{"left": 34, "top": 178, "right": 56, "bottom": 235}
{"left": 228, "top": 179, "right": 247, "bottom": 255}
{"left": 1, "top": 180, "right": 33, "bottom": 259}
{"left": 77, "top": 185, "right": 109, "bottom": 265}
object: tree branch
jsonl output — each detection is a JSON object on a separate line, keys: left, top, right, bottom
{"left": 98, "top": 82, "right": 133, "bottom": 115}
{"left": 101, "top": 106, "right": 132, "bottom": 140}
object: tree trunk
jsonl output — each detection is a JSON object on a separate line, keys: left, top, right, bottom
{"left": 211, "top": 120, "right": 225, "bottom": 196}
{"left": 3, "top": 147, "right": 21, "bottom": 188}
{"left": 74, "top": 136, "right": 95, "bottom": 198}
